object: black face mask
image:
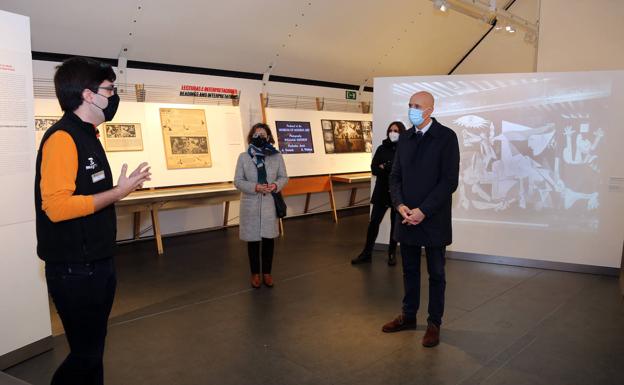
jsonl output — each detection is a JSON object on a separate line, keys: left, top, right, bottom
{"left": 92, "top": 93, "right": 120, "bottom": 121}
{"left": 251, "top": 136, "right": 268, "bottom": 147}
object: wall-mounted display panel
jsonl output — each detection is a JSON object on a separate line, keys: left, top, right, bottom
{"left": 34, "top": 115, "right": 60, "bottom": 148}
{"left": 321, "top": 119, "right": 372, "bottom": 154}
{"left": 160, "top": 108, "right": 212, "bottom": 169}
{"left": 102, "top": 123, "right": 143, "bottom": 152}
{"left": 275, "top": 121, "right": 314, "bottom": 154}
{"left": 266, "top": 109, "right": 373, "bottom": 177}
{"left": 33, "top": 99, "right": 245, "bottom": 187}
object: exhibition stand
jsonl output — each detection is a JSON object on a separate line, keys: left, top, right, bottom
{"left": 279, "top": 172, "right": 371, "bottom": 228}
{"left": 331, "top": 172, "right": 372, "bottom": 207}
{"left": 116, "top": 183, "right": 239, "bottom": 255}
{"left": 0, "top": 9, "right": 52, "bottom": 370}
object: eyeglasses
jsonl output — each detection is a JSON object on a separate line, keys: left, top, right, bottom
{"left": 98, "top": 86, "right": 117, "bottom": 94}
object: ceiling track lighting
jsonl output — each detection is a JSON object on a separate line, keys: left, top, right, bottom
{"left": 429, "top": 0, "right": 538, "bottom": 40}
{"left": 433, "top": 0, "right": 450, "bottom": 12}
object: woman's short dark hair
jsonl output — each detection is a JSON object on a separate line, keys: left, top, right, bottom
{"left": 54, "top": 57, "right": 117, "bottom": 112}
{"left": 247, "top": 123, "right": 276, "bottom": 145}
{"left": 386, "top": 121, "right": 407, "bottom": 137}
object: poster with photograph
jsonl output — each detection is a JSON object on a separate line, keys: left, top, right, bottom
{"left": 102, "top": 123, "right": 143, "bottom": 152}
{"left": 159, "top": 108, "right": 212, "bottom": 169}
{"left": 275, "top": 121, "right": 314, "bottom": 154}
{"left": 34, "top": 116, "right": 60, "bottom": 148}
{"left": 321, "top": 119, "right": 373, "bottom": 154}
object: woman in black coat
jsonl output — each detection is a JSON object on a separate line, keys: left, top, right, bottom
{"left": 352, "top": 121, "right": 406, "bottom": 266}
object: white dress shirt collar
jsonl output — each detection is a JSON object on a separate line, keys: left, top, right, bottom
{"left": 416, "top": 119, "right": 433, "bottom": 135}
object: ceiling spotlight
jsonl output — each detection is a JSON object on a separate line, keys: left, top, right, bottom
{"left": 433, "top": 0, "right": 449, "bottom": 12}
{"left": 492, "top": 19, "right": 504, "bottom": 32}
{"left": 505, "top": 25, "right": 516, "bottom": 33}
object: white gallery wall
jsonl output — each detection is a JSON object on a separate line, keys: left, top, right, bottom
{"left": 0, "top": 10, "right": 51, "bottom": 364}
{"left": 537, "top": 0, "right": 624, "bottom": 72}
{"left": 373, "top": 71, "right": 624, "bottom": 268}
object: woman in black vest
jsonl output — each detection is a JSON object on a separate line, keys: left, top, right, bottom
{"left": 352, "top": 121, "right": 406, "bottom": 266}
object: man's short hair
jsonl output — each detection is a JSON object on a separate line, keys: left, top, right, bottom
{"left": 54, "top": 57, "right": 116, "bottom": 112}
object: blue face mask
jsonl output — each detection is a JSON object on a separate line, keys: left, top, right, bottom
{"left": 409, "top": 107, "right": 426, "bottom": 127}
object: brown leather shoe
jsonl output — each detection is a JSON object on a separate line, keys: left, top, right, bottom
{"left": 422, "top": 323, "right": 440, "bottom": 347}
{"left": 251, "top": 274, "right": 261, "bottom": 289}
{"left": 263, "top": 274, "right": 274, "bottom": 288}
{"left": 382, "top": 314, "right": 416, "bottom": 333}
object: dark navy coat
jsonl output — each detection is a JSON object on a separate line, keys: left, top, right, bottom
{"left": 389, "top": 117, "right": 460, "bottom": 246}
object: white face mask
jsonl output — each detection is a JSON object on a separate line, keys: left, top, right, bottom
{"left": 388, "top": 132, "right": 400, "bottom": 142}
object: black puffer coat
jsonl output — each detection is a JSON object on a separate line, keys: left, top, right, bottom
{"left": 370, "top": 138, "right": 397, "bottom": 206}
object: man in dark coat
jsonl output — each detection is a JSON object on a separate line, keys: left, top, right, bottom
{"left": 381, "top": 91, "right": 460, "bottom": 348}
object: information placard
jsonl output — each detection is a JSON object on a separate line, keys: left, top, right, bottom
{"left": 275, "top": 121, "right": 314, "bottom": 154}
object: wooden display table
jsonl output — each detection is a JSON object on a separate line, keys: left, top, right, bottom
{"left": 281, "top": 175, "right": 338, "bottom": 222}
{"left": 116, "top": 173, "right": 372, "bottom": 252}
{"left": 116, "top": 182, "right": 239, "bottom": 255}
{"left": 331, "top": 172, "right": 372, "bottom": 207}
{"left": 277, "top": 172, "right": 372, "bottom": 234}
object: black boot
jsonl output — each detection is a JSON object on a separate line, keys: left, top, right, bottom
{"left": 387, "top": 252, "right": 396, "bottom": 266}
{"left": 351, "top": 252, "right": 372, "bottom": 265}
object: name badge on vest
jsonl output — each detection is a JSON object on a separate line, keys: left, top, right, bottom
{"left": 91, "top": 170, "right": 105, "bottom": 183}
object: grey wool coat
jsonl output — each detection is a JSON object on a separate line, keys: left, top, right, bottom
{"left": 234, "top": 151, "right": 289, "bottom": 241}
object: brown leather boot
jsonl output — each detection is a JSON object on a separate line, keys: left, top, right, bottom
{"left": 263, "top": 274, "right": 274, "bottom": 288}
{"left": 251, "top": 274, "right": 261, "bottom": 289}
{"left": 422, "top": 323, "right": 440, "bottom": 347}
{"left": 382, "top": 314, "right": 416, "bottom": 333}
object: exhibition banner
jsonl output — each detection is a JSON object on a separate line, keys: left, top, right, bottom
{"left": 179, "top": 85, "right": 239, "bottom": 99}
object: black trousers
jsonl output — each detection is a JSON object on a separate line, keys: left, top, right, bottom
{"left": 45, "top": 257, "right": 117, "bottom": 385}
{"left": 362, "top": 203, "right": 397, "bottom": 255}
{"left": 400, "top": 244, "right": 446, "bottom": 326}
{"left": 247, "top": 238, "right": 274, "bottom": 274}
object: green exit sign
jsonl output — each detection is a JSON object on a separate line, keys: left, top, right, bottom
{"left": 345, "top": 90, "right": 357, "bottom": 100}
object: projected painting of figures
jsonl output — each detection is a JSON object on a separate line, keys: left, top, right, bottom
{"left": 321, "top": 119, "right": 372, "bottom": 154}
{"left": 397, "top": 74, "right": 613, "bottom": 232}
{"left": 453, "top": 115, "right": 602, "bottom": 229}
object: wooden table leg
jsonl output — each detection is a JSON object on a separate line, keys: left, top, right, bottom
{"left": 150, "top": 205, "right": 164, "bottom": 255}
{"left": 620, "top": 244, "right": 624, "bottom": 297}
{"left": 133, "top": 211, "right": 141, "bottom": 239}
{"left": 304, "top": 193, "right": 311, "bottom": 214}
{"left": 349, "top": 187, "right": 357, "bottom": 206}
{"left": 223, "top": 201, "right": 230, "bottom": 227}
{"left": 328, "top": 182, "right": 338, "bottom": 223}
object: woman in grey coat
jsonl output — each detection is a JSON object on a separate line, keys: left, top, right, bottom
{"left": 234, "top": 123, "right": 288, "bottom": 288}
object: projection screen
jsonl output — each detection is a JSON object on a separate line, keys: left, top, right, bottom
{"left": 373, "top": 71, "right": 624, "bottom": 268}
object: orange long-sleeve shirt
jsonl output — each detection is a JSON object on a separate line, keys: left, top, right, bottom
{"left": 40, "top": 131, "right": 95, "bottom": 222}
